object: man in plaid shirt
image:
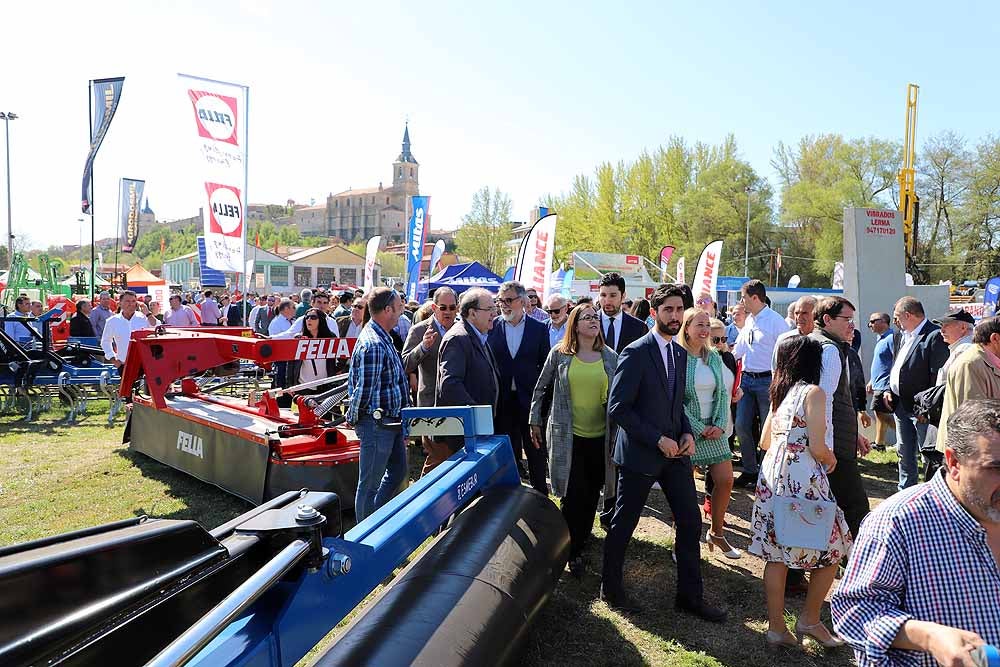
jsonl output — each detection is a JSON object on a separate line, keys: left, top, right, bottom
{"left": 346, "top": 287, "right": 409, "bottom": 521}
{"left": 832, "top": 398, "right": 1000, "bottom": 667}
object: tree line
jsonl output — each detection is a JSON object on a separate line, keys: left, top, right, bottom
{"left": 456, "top": 131, "right": 1000, "bottom": 287}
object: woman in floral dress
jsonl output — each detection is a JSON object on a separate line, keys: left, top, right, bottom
{"left": 749, "top": 336, "right": 852, "bottom": 649}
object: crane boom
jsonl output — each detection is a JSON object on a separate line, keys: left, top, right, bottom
{"left": 898, "top": 83, "right": 919, "bottom": 260}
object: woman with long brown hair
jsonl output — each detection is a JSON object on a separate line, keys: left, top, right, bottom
{"left": 285, "top": 307, "right": 340, "bottom": 394}
{"left": 529, "top": 304, "right": 618, "bottom": 577}
{"left": 677, "top": 308, "right": 742, "bottom": 559}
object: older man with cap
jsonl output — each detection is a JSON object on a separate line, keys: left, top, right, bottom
{"left": 936, "top": 316, "right": 1000, "bottom": 455}
{"left": 934, "top": 309, "right": 976, "bottom": 384}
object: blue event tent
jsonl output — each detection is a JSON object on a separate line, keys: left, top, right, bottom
{"left": 418, "top": 261, "right": 504, "bottom": 299}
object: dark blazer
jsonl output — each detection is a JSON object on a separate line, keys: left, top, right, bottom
{"left": 891, "top": 320, "right": 949, "bottom": 413}
{"left": 70, "top": 312, "right": 96, "bottom": 338}
{"left": 487, "top": 315, "right": 550, "bottom": 410}
{"left": 608, "top": 331, "right": 692, "bottom": 477}
{"left": 606, "top": 312, "right": 647, "bottom": 354}
{"left": 402, "top": 318, "right": 445, "bottom": 407}
{"left": 225, "top": 303, "right": 244, "bottom": 327}
{"left": 436, "top": 319, "right": 499, "bottom": 410}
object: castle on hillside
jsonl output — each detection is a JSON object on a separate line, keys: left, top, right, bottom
{"left": 293, "top": 125, "right": 420, "bottom": 242}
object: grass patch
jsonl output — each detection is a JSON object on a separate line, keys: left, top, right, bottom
{"left": 0, "top": 411, "right": 904, "bottom": 666}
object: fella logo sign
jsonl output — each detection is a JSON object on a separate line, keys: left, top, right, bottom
{"left": 205, "top": 183, "right": 244, "bottom": 237}
{"left": 189, "top": 90, "right": 239, "bottom": 145}
{"left": 294, "top": 337, "right": 354, "bottom": 360}
{"left": 177, "top": 430, "right": 204, "bottom": 458}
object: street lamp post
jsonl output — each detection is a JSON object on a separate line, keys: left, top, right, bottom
{"left": 1, "top": 112, "right": 17, "bottom": 272}
{"left": 744, "top": 185, "right": 752, "bottom": 278}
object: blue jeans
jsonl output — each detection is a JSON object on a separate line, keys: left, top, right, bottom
{"left": 735, "top": 373, "right": 771, "bottom": 476}
{"left": 893, "top": 405, "right": 926, "bottom": 491}
{"left": 354, "top": 417, "right": 408, "bottom": 521}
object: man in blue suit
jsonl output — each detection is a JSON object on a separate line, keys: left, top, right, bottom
{"left": 488, "top": 280, "right": 552, "bottom": 494}
{"left": 601, "top": 283, "right": 726, "bottom": 622}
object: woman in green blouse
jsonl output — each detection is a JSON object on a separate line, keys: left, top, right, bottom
{"left": 678, "top": 307, "right": 743, "bottom": 560}
{"left": 530, "top": 304, "right": 618, "bottom": 577}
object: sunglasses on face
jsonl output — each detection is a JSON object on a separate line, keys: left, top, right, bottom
{"left": 528, "top": 295, "right": 539, "bottom": 301}
{"left": 437, "top": 304, "right": 458, "bottom": 311}
{"left": 545, "top": 308, "right": 565, "bottom": 315}
{"left": 711, "top": 336, "right": 726, "bottom": 344}
{"left": 305, "top": 314, "right": 321, "bottom": 321}
{"left": 352, "top": 304, "right": 365, "bottom": 310}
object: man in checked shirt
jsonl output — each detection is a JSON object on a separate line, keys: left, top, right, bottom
{"left": 346, "top": 286, "right": 410, "bottom": 521}
{"left": 832, "top": 398, "right": 1000, "bottom": 667}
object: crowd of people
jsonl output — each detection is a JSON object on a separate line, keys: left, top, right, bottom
{"left": 9, "top": 270, "right": 998, "bottom": 665}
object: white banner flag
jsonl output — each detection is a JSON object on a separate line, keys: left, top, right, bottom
{"left": 364, "top": 235, "right": 381, "bottom": 292}
{"left": 515, "top": 213, "right": 557, "bottom": 300}
{"left": 832, "top": 261, "right": 845, "bottom": 289}
{"left": 179, "top": 74, "right": 248, "bottom": 273}
{"left": 693, "top": 240, "right": 724, "bottom": 302}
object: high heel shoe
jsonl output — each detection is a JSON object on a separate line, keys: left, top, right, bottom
{"left": 702, "top": 497, "right": 712, "bottom": 518}
{"left": 794, "top": 620, "right": 846, "bottom": 648}
{"left": 765, "top": 630, "right": 799, "bottom": 649}
{"left": 706, "top": 531, "right": 743, "bottom": 559}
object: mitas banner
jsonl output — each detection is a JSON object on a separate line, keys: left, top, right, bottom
{"left": 179, "top": 73, "right": 248, "bottom": 273}
{"left": 693, "top": 240, "right": 723, "bottom": 302}
{"left": 118, "top": 178, "right": 145, "bottom": 253}
{"left": 404, "top": 196, "right": 430, "bottom": 302}
{"left": 515, "top": 213, "right": 557, "bottom": 300}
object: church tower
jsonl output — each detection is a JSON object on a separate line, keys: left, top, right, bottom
{"left": 392, "top": 123, "right": 419, "bottom": 196}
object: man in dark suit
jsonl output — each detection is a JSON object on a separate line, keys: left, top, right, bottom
{"left": 885, "top": 296, "right": 949, "bottom": 490}
{"left": 436, "top": 288, "right": 499, "bottom": 412}
{"left": 597, "top": 271, "right": 647, "bottom": 527}
{"left": 403, "top": 287, "right": 459, "bottom": 475}
{"left": 601, "top": 283, "right": 726, "bottom": 622}
{"left": 488, "top": 281, "right": 551, "bottom": 494}
{"left": 598, "top": 272, "right": 647, "bottom": 354}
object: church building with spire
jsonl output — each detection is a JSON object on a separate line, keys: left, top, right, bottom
{"left": 317, "top": 124, "right": 420, "bottom": 243}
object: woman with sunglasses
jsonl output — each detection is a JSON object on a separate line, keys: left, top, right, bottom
{"left": 678, "top": 308, "right": 742, "bottom": 559}
{"left": 286, "top": 307, "right": 340, "bottom": 395}
{"left": 529, "top": 304, "right": 618, "bottom": 577}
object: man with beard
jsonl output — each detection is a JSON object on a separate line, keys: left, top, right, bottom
{"left": 601, "top": 283, "right": 726, "bottom": 622}
{"left": 833, "top": 399, "right": 1000, "bottom": 667}
{"left": 488, "top": 280, "right": 551, "bottom": 493}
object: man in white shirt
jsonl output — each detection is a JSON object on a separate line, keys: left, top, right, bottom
{"left": 543, "top": 294, "right": 569, "bottom": 348}
{"left": 246, "top": 295, "right": 267, "bottom": 332}
{"left": 771, "top": 295, "right": 817, "bottom": 370}
{"left": 732, "top": 279, "right": 790, "bottom": 486}
{"left": 163, "top": 294, "right": 199, "bottom": 327}
{"left": 100, "top": 290, "right": 157, "bottom": 369}
{"left": 267, "top": 299, "right": 298, "bottom": 336}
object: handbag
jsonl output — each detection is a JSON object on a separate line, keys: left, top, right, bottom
{"left": 773, "top": 496, "right": 838, "bottom": 551}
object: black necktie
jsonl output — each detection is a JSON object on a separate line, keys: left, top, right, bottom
{"left": 606, "top": 316, "right": 617, "bottom": 350}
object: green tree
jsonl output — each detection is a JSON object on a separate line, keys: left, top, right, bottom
{"left": 454, "top": 186, "right": 514, "bottom": 273}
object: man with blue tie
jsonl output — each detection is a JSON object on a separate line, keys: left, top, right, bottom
{"left": 488, "top": 280, "right": 552, "bottom": 493}
{"left": 601, "top": 283, "right": 727, "bottom": 622}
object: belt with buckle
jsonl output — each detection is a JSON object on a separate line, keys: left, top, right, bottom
{"left": 743, "top": 370, "right": 772, "bottom": 379}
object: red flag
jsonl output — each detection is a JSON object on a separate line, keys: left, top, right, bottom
{"left": 160, "top": 237, "right": 165, "bottom": 256}
{"left": 255, "top": 230, "right": 260, "bottom": 248}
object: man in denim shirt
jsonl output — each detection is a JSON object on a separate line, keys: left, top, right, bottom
{"left": 867, "top": 312, "right": 896, "bottom": 450}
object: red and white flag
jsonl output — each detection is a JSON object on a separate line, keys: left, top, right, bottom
{"left": 515, "top": 213, "right": 557, "bottom": 300}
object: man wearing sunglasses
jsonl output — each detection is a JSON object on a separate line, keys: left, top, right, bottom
{"left": 402, "top": 287, "right": 460, "bottom": 475}
{"left": 543, "top": 294, "right": 570, "bottom": 348}
{"left": 524, "top": 287, "right": 549, "bottom": 323}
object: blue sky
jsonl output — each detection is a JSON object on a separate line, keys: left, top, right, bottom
{"left": 1, "top": 0, "right": 998, "bottom": 249}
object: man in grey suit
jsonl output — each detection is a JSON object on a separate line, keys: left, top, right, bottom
{"left": 403, "top": 287, "right": 459, "bottom": 475}
{"left": 437, "top": 288, "right": 500, "bottom": 412}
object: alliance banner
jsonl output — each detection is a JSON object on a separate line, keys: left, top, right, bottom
{"left": 515, "top": 213, "right": 557, "bottom": 300}
{"left": 364, "top": 235, "right": 381, "bottom": 292}
{"left": 179, "top": 74, "right": 248, "bottom": 273}
{"left": 81, "top": 77, "right": 125, "bottom": 215}
{"left": 118, "top": 178, "right": 145, "bottom": 253}
{"left": 693, "top": 240, "right": 724, "bottom": 302}
{"left": 404, "top": 196, "right": 430, "bottom": 302}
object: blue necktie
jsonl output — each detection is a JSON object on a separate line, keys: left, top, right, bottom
{"left": 665, "top": 341, "right": 675, "bottom": 401}
{"left": 606, "top": 316, "right": 617, "bottom": 350}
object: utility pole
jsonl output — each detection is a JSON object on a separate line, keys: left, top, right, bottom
{"left": 1, "top": 112, "right": 17, "bottom": 271}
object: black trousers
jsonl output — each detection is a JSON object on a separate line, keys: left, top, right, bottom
{"left": 826, "top": 454, "right": 869, "bottom": 539}
{"left": 563, "top": 435, "right": 606, "bottom": 559}
{"left": 496, "top": 390, "right": 549, "bottom": 494}
{"left": 602, "top": 460, "right": 703, "bottom": 604}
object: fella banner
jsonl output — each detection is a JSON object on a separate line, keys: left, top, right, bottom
{"left": 364, "top": 235, "right": 381, "bottom": 292}
{"left": 515, "top": 213, "right": 557, "bottom": 299}
{"left": 693, "top": 240, "right": 723, "bottom": 302}
{"left": 179, "top": 74, "right": 248, "bottom": 273}
{"left": 404, "top": 196, "right": 430, "bottom": 302}
{"left": 118, "top": 178, "right": 145, "bottom": 253}
{"left": 81, "top": 77, "right": 125, "bottom": 215}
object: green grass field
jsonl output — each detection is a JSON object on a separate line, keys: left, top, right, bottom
{"left": 0, "top": 410, "right": 902, "bottom": 666}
